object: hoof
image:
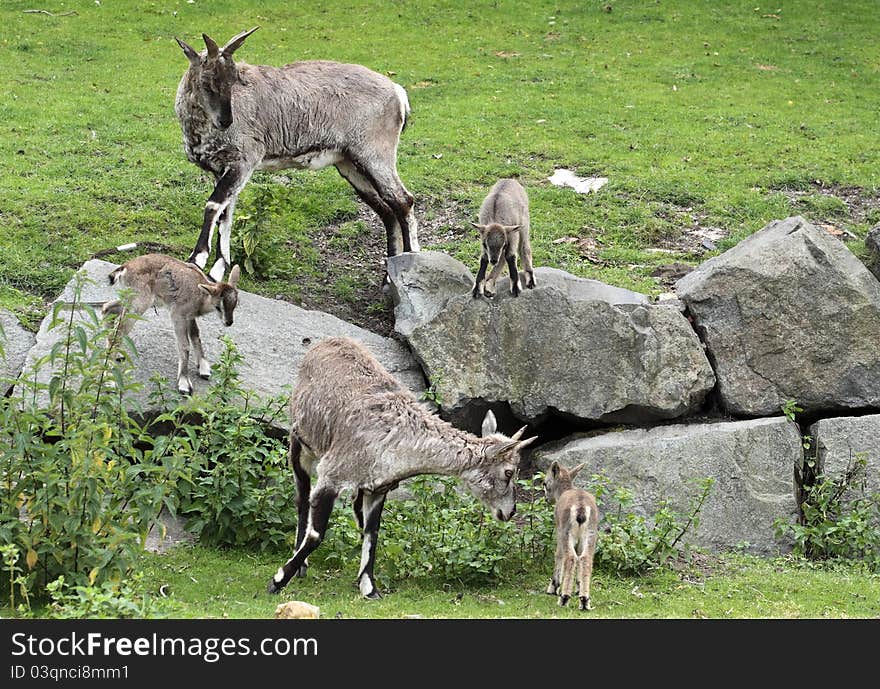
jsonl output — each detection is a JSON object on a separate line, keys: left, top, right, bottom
{"left": 558, "top": 594, "right": 570, "bottom": 607}
{"left": 546, "top": 582, "right": 558, "bottom": 596}
{"left": 364, "top": 589, "right": 382, "bottom": 601}
{"left": 267, "top": 580, "right": 283, "bottom": 595}
{"left": 579, "top": 596, "right": 592, "bottom": 611}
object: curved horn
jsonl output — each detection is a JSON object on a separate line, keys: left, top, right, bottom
{"left": 221, "top": 26, "right": 260, "bottom": 56}
{"left": 203, "top": 33, "right": 220, "bottom": 59}
{"left": 510, "top": 425, "right": 528, "bottom": 441}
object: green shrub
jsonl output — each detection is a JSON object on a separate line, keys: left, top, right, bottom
{"left": 44, "top": 574, "right": 168, "bottom": 619}
{"left": 775, "top": 453, "right": 880, "bottom": 567}
{"left": 0, "top": 276, "right": 176, "bottom": 605}
{"left": 157, "top": 336, "right": 297, "bottom": 551}
{"left": 588, "top": 474, "right": 714, "bottom": 574}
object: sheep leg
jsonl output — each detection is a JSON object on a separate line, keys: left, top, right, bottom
{"left": 188, "top": 319, "right": 211, "bottom": 379}
{"left": 355, "top": 158, "right": 417, "bottom": 254}
{"left": 356, "top": 491, "right": 387, "bottom": 599}
{"left": 506, "top": 255, "right": 521, "bottom": 297}
{"left": 209, "top": 195, "right": 238, "bottom": 283}
{"left": 579, "top": 530, "right": 597, "bottom": 611}
{"left": 472, "top": 257, "right": 490, "bottom": 298}
{"left": 547, "top": 536, "right": 564, "bottom": 596}
{"left": 336, "top": 160, "right": 401, "bottom": 257}
{"left": 188, "top": 167, "right": 251, "bottom": 280}
{"left": 290, "top": 437, "right": 311, "bottom": 578}
{"left": 484, "top": 258, "right": 506, "bottom": 297}
{"left": 521, "top": 237, "right": 536, "bottom": 289}
{"left": 267, "top": 485, "right": 338, "bottom": 594}
{"left": 558, "top": 551, "right": 576, "bottom": 607}
{"left": 172, "top": 317, "right": 194, "bottom": 395}
{"left": 101, "top": 291, "right": 153, "bottom": 358}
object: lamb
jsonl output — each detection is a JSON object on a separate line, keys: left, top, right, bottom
{"left": 267, "top": 336, "right": 538, "bottom": 599}
{"left": 471, "top": 178, "right": 535, "bottom": 298}
{"left": 100, "top": 253, "right": 240, "bottom": 395}
{"left": 174, "top": 27, "right": 419, "bottom": 283}
{"left": 543, "top": 460, "right": 600, "bottom": 611}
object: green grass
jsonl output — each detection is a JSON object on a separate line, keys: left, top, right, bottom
{"left": 128, "top": 544, "right": 880, "bottom": 619}
{"left": 3, "top": 0, "right": 880, "bottom": 327}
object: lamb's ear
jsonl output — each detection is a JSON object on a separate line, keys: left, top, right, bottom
{"left": 221, "top": 26, "right": 260, "bottom": 57}
{"left": 198, "top": 283, "right": 215, "bottom": 295}
{"left": 503, "top": 224, "right": 521, "bottom": 233}
{"left": 481, "top": 409, "right": 498, "bottom": 437}
{"left": 568, "top": 462, "right": 586, "bottom": 480}
{"left": 175, "top": 37, "right": 201, "bottom": 66}
{"left": 203, "top": 33, "right": 220, "bottom": 59}
{"left": 228, "top": 264, "right": 241, "bottom": 288}
{"left": 549, "top": 460, "right": 561, "bottom": 477}
{"left": 471, "top": 222, "right": 487, "bottom": 233}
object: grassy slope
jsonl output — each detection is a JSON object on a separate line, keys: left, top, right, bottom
{"left": 2, "top": 0, "right": 879, "bottom": 327}
{"left": 2, "top": 1, "right": 880, "bottom": 618}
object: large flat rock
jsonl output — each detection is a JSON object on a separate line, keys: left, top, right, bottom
{"left": 532, "top": 417, "right": 802, "bottom": 554}
{"left": 809, "top": 414, "right": 880, "bottom": 505}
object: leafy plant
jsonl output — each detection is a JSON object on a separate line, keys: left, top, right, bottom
{"left": 158, "top": 336, "right": 297, "bottom": 550}
{"left": 0, "top": 275, "right": 174, "bottom": 601}
{"left": 775, "top": 453, "right": 880, "bottom": 567}
{"left": 588, "top": 474, "right": 715, "bottom": 574}
{"left": 44, "top": 574, "right": 168, "bottom": 619}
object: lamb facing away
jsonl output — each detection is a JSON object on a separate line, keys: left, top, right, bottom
{"left": 544, "top": 460, "right": 600, "bottom": 611}
{"left": 174, "top": 27, "right": 419, "bottom": 283}
{"left": 267, "top": 336, "right": 537, "bottom": 599}
{"left": 101, "top": 253, "right": 240, "bottom": 395}
{"left": 471, "top": 178, "right": 535, "bottom": 298}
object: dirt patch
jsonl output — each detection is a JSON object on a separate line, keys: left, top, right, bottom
{"left": 774, "top": 180, "right": 880, "bottom": 231}
{"left": 286, "top": 197, "right": 473, "bottom": 338}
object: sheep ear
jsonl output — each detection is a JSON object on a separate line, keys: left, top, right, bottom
{"left": 549, "top": 460, "right": 560, "bottom": 477}
{"left": 569, "top": 462, "right": 586, "bottom": 480}
{"left": 222, "top": 26, "right": 260, "bottom": 56}
{"left": 228, "top": 264, "right": 241, "bottom": 288}
{"left": 203, "top": 33, "right": 220, "bottom": 59}
{"left": 176, "top": 37, "right": 201, "bottom": 66}
{"left": 471, "top": 222, "right": 486, "bottom": 232}
{"left": 481, "top": 409, "right": 498, "bottom": 437}
{"left": 503, "top": 224, "right": 521, "bottom": 233}
{"left": 198, "top": 283, "right": 214, "bottom": 295}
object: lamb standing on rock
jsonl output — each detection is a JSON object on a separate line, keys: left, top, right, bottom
{"left": 544, "top": 460, "right": 599, "bottom": 611}
{"left": 267, "top": 336, "right": 537, "bottom": 599}
{"left": 471, "top": 178, "right": 535, "bottom": 298}
{"left": 101, "top": 253, "right": 240, "bottom": 395}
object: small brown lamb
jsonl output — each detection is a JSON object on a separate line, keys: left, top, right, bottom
{"left": 544, "top": 460, "right": 600, "bottom": 611}
{"left": 101, "top": 253, "right": 240, "bottom": 394}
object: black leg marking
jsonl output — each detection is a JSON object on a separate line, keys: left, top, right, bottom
{"left": 473, "top": 257, "right": 489, "bottom": 297}
{"left": 506, "top": 255, "right": 521, "bottom": 297}
{"left": 268, "top": 487, "right": 337, "bottom": 594}
{"left": 291, "top": 438, "right": 311, "bottom": 578}
{"left": 187, "top": 169, "right": 246, "bottom": 273}
{"left": 356, "top": 492, "right": 387, "bottom": 599}
{"left": 353, "top": 489, "right": 365, "bottom": 532}
{"left": 559, "top": 594, "right": 570, "bottom": 607}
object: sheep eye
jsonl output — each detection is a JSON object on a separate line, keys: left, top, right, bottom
{"left": 504, "top": 469, "right": 514, "bottom": 480}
